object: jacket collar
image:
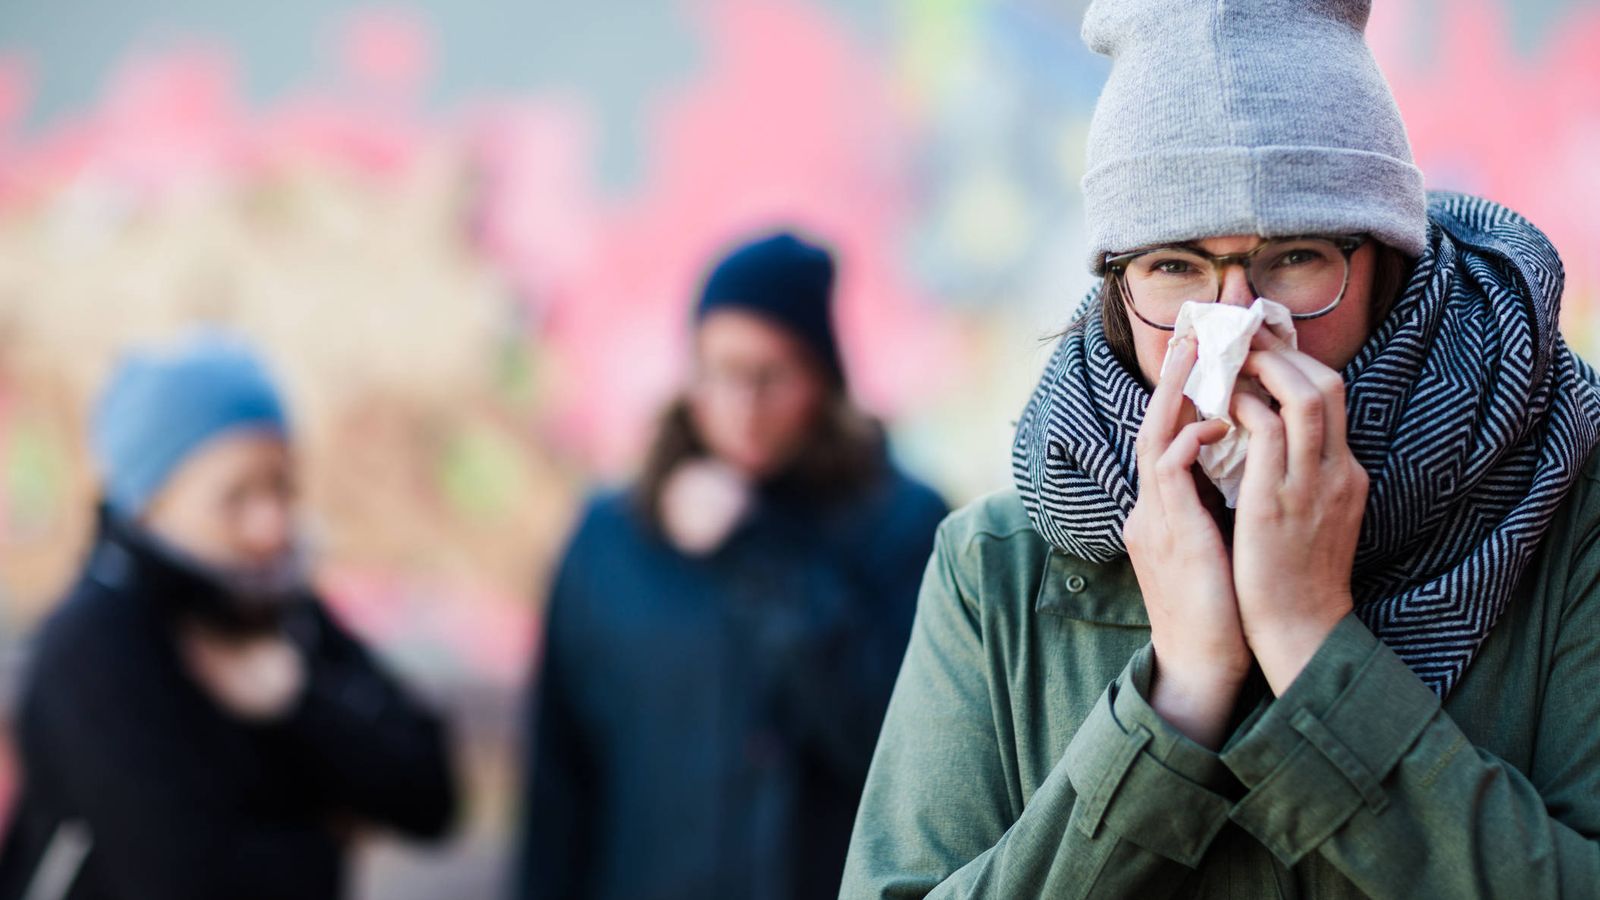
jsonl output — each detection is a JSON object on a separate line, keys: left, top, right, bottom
{"left": 1033, "top": 549, "right": 1149, "bottom": 627}
{"left": 87, "top": 505, "right": 305, "bottom": 635}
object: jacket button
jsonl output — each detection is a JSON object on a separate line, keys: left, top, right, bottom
{"left": 1064, "top": 574, "right": 1087, "bottom": 592}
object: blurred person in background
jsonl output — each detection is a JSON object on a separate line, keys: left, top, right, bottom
{"left": 515, "top": 232, "right": 948, "bottom": 900}
{"left": 0, "top": 331, "right": 457, "bottom": 900}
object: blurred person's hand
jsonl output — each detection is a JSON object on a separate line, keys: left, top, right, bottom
{"left": 179, "top": 625, "right": 306, "bottom": 721}
{"left": 660, "top": 458, "right": 753, "bottom": 556}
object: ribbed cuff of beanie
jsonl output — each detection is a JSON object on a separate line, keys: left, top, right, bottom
{"left": 1082, "top": 145, "right": 1427, "bottom": 273}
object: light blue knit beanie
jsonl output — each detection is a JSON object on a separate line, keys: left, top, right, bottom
{"left": 1080, "top": 0, "right": 1428, "bottom": 273}
{"left": 91, "top": 330, "right": 290, "bottom": 517}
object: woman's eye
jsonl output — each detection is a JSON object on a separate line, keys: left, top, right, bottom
{"left": 1273, "top": 249, "right": 1324, "bottom": 268}
{"left": 1152, "top": 259, "right": 1194, "bottom": 275}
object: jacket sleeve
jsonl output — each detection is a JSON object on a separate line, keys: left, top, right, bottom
{"left": 756, "top": 488, "right": 948, "bottom": 781}
{"left": 1216, "top": 591, "right": 1600, "bottom": 897}
{"left": 514, "top": 522, "right": 602, "bottom": 900}
{"left": 19, "top": 614, "right": 344, "bottom": 900}
{"left": 839, "top": 521, "right": 1237, "bottom": 899}
{"left": 270, "top": 600, "right": 458, "bottom": 840}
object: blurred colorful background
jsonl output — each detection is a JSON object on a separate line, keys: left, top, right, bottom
{"left": 1, "top": 0, "right": 1597, "bottom": 895}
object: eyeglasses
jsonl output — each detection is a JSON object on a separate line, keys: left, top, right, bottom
{"left": 1104, "top": 235, "right": 1367, "bottom": 331}
{"left": 692, "top": 362, "right": 809, "bottom": 400}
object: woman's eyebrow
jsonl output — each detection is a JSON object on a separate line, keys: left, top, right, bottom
{"left": 1139, "top": 240, "right": 1209, "bottom": 254}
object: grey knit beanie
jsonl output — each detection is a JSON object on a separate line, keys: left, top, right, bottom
{"left": 1080, "top": 0, "right": 1428, "bottom": 273}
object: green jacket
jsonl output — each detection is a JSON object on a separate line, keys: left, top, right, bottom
{"left": 840, "top": 448, "right": 1600, "bottom": 899}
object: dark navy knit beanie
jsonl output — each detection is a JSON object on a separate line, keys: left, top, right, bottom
{"left": 696, "top": 232, "right": 843, "bottom": 385}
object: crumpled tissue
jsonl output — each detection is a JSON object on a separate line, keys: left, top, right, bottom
{"left": 1157, "top": 298, "right": 1298, "bottom": 507}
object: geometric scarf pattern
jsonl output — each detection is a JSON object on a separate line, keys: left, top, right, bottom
{"left": 1012, "top": 192, "right": 1600, "bottom": 696}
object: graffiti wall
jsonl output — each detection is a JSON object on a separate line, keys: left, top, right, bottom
{"left": 0, "top": 0, "right": 1595, "bottom": 893}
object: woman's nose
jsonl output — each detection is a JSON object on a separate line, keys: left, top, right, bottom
{"left": 1218, "top": 263, "right": 1254, "bottom": 307}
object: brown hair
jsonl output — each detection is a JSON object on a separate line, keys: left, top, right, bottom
{"left": 635, "top": 389, "right": 887, "bottom": 530}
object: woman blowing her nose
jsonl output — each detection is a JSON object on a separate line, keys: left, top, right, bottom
{"left": 0, "top": 332, "right": 456, "bottom": 900}
{"left": 841, "top": 1, "right": 1600, "bottom": 897}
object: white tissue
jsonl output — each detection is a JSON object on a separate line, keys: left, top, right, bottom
{"left": 1156, "top": 298, "right": 1298, "bottom": 507}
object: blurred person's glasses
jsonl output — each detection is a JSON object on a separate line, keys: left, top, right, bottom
{"left": 693, "top": 362, "right": 808, "bottom": 400}
{"left": 1105, "top": 235, "right": 1367, "bottom": 331}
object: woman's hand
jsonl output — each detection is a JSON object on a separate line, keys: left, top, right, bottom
{"left": 1126, "top": 336, "right": 1251, "bottom": 748}
{"left": 1230, "top": 348, "right": 1368, "bottom": 695}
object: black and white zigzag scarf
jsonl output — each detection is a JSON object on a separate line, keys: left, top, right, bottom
{"left": 1012, "top": 192, "right": 1600, "bottom": 696}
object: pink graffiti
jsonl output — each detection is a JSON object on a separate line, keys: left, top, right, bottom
{"left": 1372, "top": 0, "right": 1600, "bottom": 292}
{"left": 469, "top": 0, "right": 962, "bottom": 472}
{"left": 0, "top": 0, "right": 961, "bottom": 474}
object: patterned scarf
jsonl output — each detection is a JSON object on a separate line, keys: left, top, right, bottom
{"left": 1012, "top": 192, "right": 1600, "bottom": 696}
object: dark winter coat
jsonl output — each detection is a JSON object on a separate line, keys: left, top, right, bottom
{"left": 516, "top": 462, "right": 947, "bottom": 900}
{"left": 0, "top": 512, "right": 457, "bottom": 900}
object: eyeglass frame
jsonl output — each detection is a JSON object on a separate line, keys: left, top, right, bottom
{"left": 1103, "top": 234, "right": 1369, "bottom": 331}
